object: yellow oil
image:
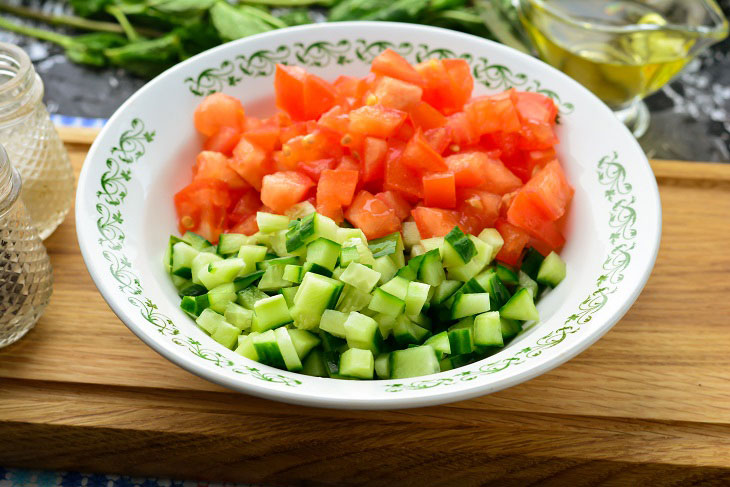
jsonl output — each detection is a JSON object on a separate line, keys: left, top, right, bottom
{"left": 519, "top": 0, "right": 696, "bottom": 108}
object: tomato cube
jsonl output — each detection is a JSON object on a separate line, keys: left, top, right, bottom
{"left": 522, "top": 160, "right": 574, "bottom": 221}
{"left": 303, "top": 73, "right": 338, "bottom": 120}
{"left": 423, "top": 172, "right": 456, "bottom": 209}
{"left": 243, "top": 123, "right": 280, "bottom": 153}
{"left": 275, "top": 64, "right": 308, "bottom": 121}
{"left": 494, "top": 219, "right": 530, "bottom": 266}
{"left": 384, "top": 148, "right": 423, "bottom": 201}
{"left": 230, "top": 137, "right": 275, "bottom": 191}
{"left": 193, "top": 151, "right": 248, "bottom": 190}
{"left": 349, "top": 105, "right": 407, "bottom": 138}
{"left": 411, "top": 206, "right": 460, "bottom": 238}
{"left": 506, "top": 191, "right": 565, "bottom": 250}
{"left": 409, "top": 101, "right": 448, "bottom": 131}
{"left": 374, "top": 190, "right": 412, "bottom": 221}
{"left": 402, "top": 129, "right": 447, "bottom": 172}
{"left": 465, "top": 93, "right": 521, "bottom": 136}
{"left": 456, "top": 189, "right": 501, "bottom": 235}
{"left": 203, "top": 126, "right": 242, "bottom": 156}
{"left": 362, "top": 137, "right": 388, "bottom": 182}
{"left": 444, "top": 151, "right": 489, "bottom": 188}
{"left": 423, "top": 126, "right": 452, "bottom": 154}
{"left": 345, "top": 190, "right": 400, "bottom": 239}
{"left": 174, "top": 179, "right": 231, "bottom": 243}
{"left": 371, "top": 49, "right": 423, "bottom": 87}
{"left": 478, "top": 156, "right": 524, "bottom": 195}
{"left": 373, "top": 76, "right": 423, "bottom": 111}
{"left": 317, "top": 169, "right": 359, "bottom": 209}
{"left": 296, "top": 158, "right": 337, "bottom": 182}
{"left": 260, "top": 171, "right": 315, "bottom": 215}
{"left": 193, "top": 92, "right": 246, "bottom": 137}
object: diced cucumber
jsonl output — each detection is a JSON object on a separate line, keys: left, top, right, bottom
{"left": 224, "top": 302, "right": 253, "bottom": 330}
{"left": 340, "top": 246, "right": 360, "bottom": 268}
{"left": 286, "top": 212, "right": 338, "bottom": 252}
{"left": 393, "top": 315, "right": 431, "bottom": 346}
{"left": 478, "top": 228, "right": 503, "bottom": 262}
{"left": 237, "top": 245, "right": 268, "bottom": 275}
{"left": 181, "top": 294, "right": 209, "bottom": 317}
{"left": 372, "top": 255, "right": 398, "bottom": 285}
{"left": 319, "top": 309, "right": 348, "bottom": 338}
{"left": 402, "top": 221, "right": 421, "bottom": 250}
{"left": 495, "top": 263, "right": 519, "bottom": 286}
{"left": 451, "top": 293, "right": 490, "bottom": 319}
{"left": 252, "top": 330, "right": 286, "bottom": 368}
{"left": 208, "top": 283, "right": 237, "bottom": 313}
{"left": 343, "top": 312, "right": 382, "bottom": 354}
{"left": 431, "top": 279, "right": 461, "bottom": 306}
{"left": 171, "top": 242, "right": 199, "bottom": 278}
{"left": 339, "top": 348, "right": 374, "bottom": 379}
{"left": 211, "top": 320, "right": 241, "bottom": 349}
{"left": 252, "top": 294, "right": 292, "bottom": 332}
{"left": 217, "top": 233, "right": 254, "bottom": 256}
{"left": 281, "top": 285, "right": 299, "bottom": 307}
{"left": 184, "top": 231, "right": 216, "bottom": 252}
{"left": 390, "top": 346, "right": 440, "bottom": 379}
{"left": 500, "top": 317, "right": 522, "bottom": 338}
{"left": 374, "top": 312, "right": 396, "bottom": 339}
{"left": 198, "top": 258, "right": 245, "bottom": 290}
{"left": 421, "top": 237, "right": 444, "bottom": 255}
{"left": 257, "top": 264, "right": 292, "bottom": 292}
{"left": 285, "top": 200, "right": 316, "bottom": 220}
{"left": 446, "top": 235, "right": 491, "bottom": 282}
{"left": 537, "top": 251, "right": 566, "bottom": 287}
{"left": 165, "top": 235, "right": 186, "bottom": 271}
{"left": 396, "top": 253, "right": 423, "bottom": 281}
{"left": 233, "top": 270, "right": 265, "bottom": 291}
{"left": 257, "top": 212, "right": 290, "bottom": 234}
{"left": 256, "top": 256, "right": 299, "bottom": 271}
{"left": 274, "top": 327, "right": 303, "bottom": 371}
{"left": 268, "top": 229, "right": 290, "bottom": 257}
{"left": 179, "top": 282, "right": 207, "bottom": 297}
{"left": 283, "top": 264, "right": 303, "bottom": 284}
{"left": 380, "top": 276, "right": 409, "bottom": 300}
{"left": 335, "top": 284, "right": 372, "bottom": 313}
{"left": 288, "top": 329, "right": 321, "bottom": 359}
{"left": 418, "top": 249, "right": 445, "bottom": 287}
{"left": 424, "top": 331, "right": 451, "bottom": 358}
{"left": 405, "top": 281, "right": 430, "bottom": 316}
{"left": 443, "top": 226, "right": 476, "bottom": 267}
{"left": 302, "top": 261, "right": 333, "bottom": 277}
{"left": 368, "top": 288, "right": 405, "bottom": 317}
{"left": 306, "top": 237, "right": 341, "bottom": 271}
{"left": 236, "top": 286, "right": 269, "bottom": 309}
{"left": 332, "top": 266, "right": 345, "bottom": 280}
{"left": 521, "top": 247, "right": 545, "bottom": 280}
{"left": 323, "top": 349, "right": 340, "bottom": 377}
{"left": 410, "top": 244, "right": 426, "bottom": 257}
{"left": 368, "top": 232, "right": 399, "bottom": 259}
{"left": 290, "top": 272, "right": 343, "bottom": 330}
{"left": 335, "top": 227, "right": 367, "bottom": 245}
{"left": 473, "top": 311, "right": 503, "bottom": 347}
{"left": 235, "top": 334, "right": 259, "bottom": 361}
{"left": 300, "top": 347, "right": 328, "bottom": 377}
{"left": 475, "top": 269, "right": 512, "bottom": 310}
{"left": 196, "top": 308, "right": 226, "bottom": 335}
{"left": 374, "top": 352, "right": 391, "bottom": 379}
{"left": 341, "top": 237, "right": 376, "bottom": 266}
{"left": 448, "top": 318, "right": 474, "bottom": 355}
{"left": 191, "top": 252, "right": 221, "bottom": 285}
{"left": 517, "top": 270, "right": 538, "bottom": 298}
{"left": 500, "top": 288, "right": 539, "bottom": 321}
{"left": 439, "top": 353, "right": 474, "bottom": 372}
{"left": 340, "top": 262, "right": 381, "bottom": 293}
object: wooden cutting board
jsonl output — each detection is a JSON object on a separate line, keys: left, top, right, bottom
{"left": 1, "top": 138, "right": 730, "bottom": 486}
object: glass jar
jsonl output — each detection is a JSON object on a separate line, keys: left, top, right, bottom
{"left": 0, "top": 143, "right": 53, "bottom": 349}
{"left": 0, "top": 42, "right": 74, "bottom": 240}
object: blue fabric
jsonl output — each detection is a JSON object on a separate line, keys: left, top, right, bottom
{"left": 0, "top": 468, "right": 275, "bottom": 487}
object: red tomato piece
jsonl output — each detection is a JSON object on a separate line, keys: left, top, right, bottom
{"left": 203, "top": 126, "right": 242, "bottom": 156}
{"left": 456, "top": 188, "right": 501, "bottom": 235}
{"left": 392, "top": 119, "right": 416, "bottom": 143}
{"left": 334, "top": 75, "right": 368, "bottom": 101}
{"left": 525, "top": 147, "right": 557, "bottom": 175}
{"left": 444, "top": 151, "right": 489, "bottom": 188}
{"left": 446, "top": 112, "right": 479, "bottom": 147}
{"left": 318, "top": 105, "right": 350, "bottom": 137}
{"left": 279, "top": 121, "right": 307, "bottom": 145}
{"left": 260, "top": 171, "right": 315, "bottom": 215}
{"left": 409, "top": 101, "right": 448, "bottom": 130}
{"left": 243, "top": 123, "right": 280, "bottom": 153}
{"left": 345, "top": 190, "right": 401, "bottom": 240}
{"left": 464, "top": 93, "right": 521, "bottom": 136}
{"left": 230, "top": 138, "right": 275, "bottom": 191}
{"left": 423, "top": 126, "right": 452, "bottom": 154}
{"left": 371, "top": 49, "right": 423, "bottom": 87}
{"left": 348, "top": 105, "right": 407, "bottom": 138}
{"left": 303, "top": 73, "right": 338, "bottom": 120}
{"left": 423, "top": 172, "right": 456, "bottom": 209}
{"left": 362, "top": 137, "right": 388, "bottom": 182}
{"left": 512, "top": 91, "right": 558, "bottom": 125}
{"left": 337, "top": 155, "right": 360, "bottom": 172}
{"left": 416, "top": 59, "right": 472, "bottom": 115}
{"left": 402, "top": 129, "right": 447, "bottom": 172}
{"left": 373, "top": 76, "right": 423, "bottom": 111}
{"left": 374, "top": 190, "right": 412, "bottom": 221}
{"left": 411, "top": 207, "right": 460, "bottom": 238}
{"left": 442, "top": 59, "right": 473, "bottom": 114}
{"left": 495, "top": 219, "right": 530, "bottom": 266}
{"left": 193, "top": 93, "right": 246, "bottom": 137}
{"left": 228, "top": 190, "right": 262, "bottom": 224}
{"left": 522, "top": 159, "right": 574, "bottom": 221}
{"left": 316, "top": 200, "right": 345, "bottom": 224}
{"left": 518, "top": 120, "right": 559, "bottom": 150}
{"left": 506, "top": 191, "right": 565, "bottom": 250}
{"left": 296, "top": 158, "right": 337, "bottom": 182}
{"left": 478, "top": 156, "right": 524, "bottom": 195}
{"left": 193, "top": 151, "right": 249, "bottom": 190}
{"left": 174, "top": 179, "right": 230, "bottom": 243}
{"left": 229, "top": 213, "right": 259, "bottom": 236}
{"left": 274, "top": 64, "right": 308, "bottom": 121}
{"left": 317, "top": 169, "right": 359, "bottom": 209}
{"left": 384, "top": 148, "right": 423, "bottom": 201}
{"left": 279, "top": 130, "right": 342, "bottom": 171}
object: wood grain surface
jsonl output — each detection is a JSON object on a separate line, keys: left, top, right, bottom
{"left": 1, "top": 142, "right": 729, "bottom": 486}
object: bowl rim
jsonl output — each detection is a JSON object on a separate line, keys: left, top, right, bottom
{"left": 76, "top": 21, "right": 662, "bottom": 409}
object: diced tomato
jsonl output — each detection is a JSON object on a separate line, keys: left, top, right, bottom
{"left": 317, "top": 169, "right": 359, "bottom": 208}
{"left": 296, "top": 158, "right": 337, "bottom": 182}
{"left": 384, "top": 148, "right": 423, "bottom": 201}
{"left": 373, "top": 76, "right": 423, "bottom": 111}
{"left": 423, "top": 172, "right": 456, "bottom": 209}
{"left": 442, "top": 59, "right": 473, "bottom": 114}
{"left": 275, "top": 64, "right": 308, "bottom": 121}
{"left": 446, "top": 112, "right": 479, "bottom": 147}
{"left": 243, "top": 123, "right": 280, "bottom": 153}
{"left": 260, "top": 171, "right": 315, "bottom": 214}
{"left": 345, "top": 190, "right": 400, "bottom": 239}
{"left": 506, "top": 191, "right": 565, "bottom": 249}
{"left": 303, "top": 73, "right": 338, "bottom": 120}
{"left": 318, "top": 105, "right": 350, "bottom": 137}
{"left": 392, "top": 119, "right": 416, "bottom": 143}
{"left": 334, "top": 75, "right": 368, "bottom": 101}
{"left": 203, "top": 126, "right": 242, "bottom": 156}
{"left": 518, "top": 120, "right": 559, "bottom": 150}
{"left": 340, "top": 132, "right": 365, "bottom": 154}
{"left": 349, "top": 105, "right": 407, "bottom": 138}
{"left": 512, "top": 91, "right": 558, "bottom": 126}
{"left": 230, "top": 138, "right": 275, "bottom": 191}
{"left": 456, "top": 188, "right": 501, "bottom": 235}
{"left": 411, "top": 206, "right": 460, "bottom": 238}
{"left": 192, "top": 151, "right": 248, "bottom": 190}
{"left": 337, "top": 155, "right": 360, "bottom": 172}
{"left": 228, "top": 190, "right": 261, "bottom": 224}
{"left": 464, "top": 93, "right": 521, "bottom": 136}
{"left": 483, "top": 131, "right": 531, "bottom": 182}
{"left": 521, "top": 159, "right": 574, "bottom": 221}
{"left": 444, "top": 151, "right": 489, "bottom": 188}
{"left": 416, "top": 59, "right": 472, "bottom": 115}
{"left": 279, "top": 130, "right": 342, "bottom": 171}
{"left": 193, "top": 93, "right": 246, "bottom": 137}
{"left": 174, "top": 179, "right": 230, "bottom": 243}
{"left": 316, "top": 200, "right": 345, "bottom": 223}
{"left": 409, "top": 101, "right": 448, "bottom": 130}
{"left": 495, "top": 220, "right": 530, "bottom": 266}
{"left": 229, "top": 213, "right": 259, "bottom": 236}
{"left": 371, "top": 49, "right": 423, "bottom": 87}
{"left": 279, "top": 121, "right": 308, "bottom": 145}
{"left": 477, "top": 156, "right": 523, "bottom": 195}
{"left": 362, "top": 137, "right": 388, "bottom": 182}
{"left": 244, "top": 116, "right": 262, "bottom": 132}
{"left": 374, "top": 191, "right": 412, "bottom": 221}
{"left": 525, "top": 148, "right": 557, "bottom": 176}
{"left": 423, "top": 127, "right": 452, "bottom": 154}
{"left": 402, "top": 129, "right": 447, "bottom": 172}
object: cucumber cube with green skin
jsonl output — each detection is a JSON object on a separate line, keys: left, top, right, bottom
{"left": 257, "top": 212, "right": 290, "bottom": 234}
{"left": 424, "top": 331, "right": 451, "bottom": 359}
{"left": 180, "top": 294, "right": 209, "bottom": 317}
{"left": 171, "top": 241, "right": 198, "bottom": 278}
{"left": 405, "top": 281, "right": 430, "bottom": 317}
{"left": 393, "top": 315, "right": 431, "bottom": 346}
{"left": 368, "top": 233, "right": 399, "bottom": 259}
{"left": 283, "top": 264, "right": 303, "bottom": 284}
{"left": 379, "top": 276, "right": 410, "bottom": 300}
{"left": 341, "top": 237, "right": 376, "bottom": 266}
{"left": 368, "top": 288, "right": 405, "bottom": 317}
{"left": 340, "top": 262, "right": 381, "bottom": 293}
{"left": 500, "top": 288, "right": 540, "bottom": 321}
{"left": 447, "top": 236, "right": 491, "bottom": 282}
{"left": 274, "top": 327, "right": 303, "bottom": 371}
{"left": 252, "top": 294, "right": 292, "bottom": 332}
{"left": 500, "top": 317, "right": 522, "bottom": 339}
{"left": 178, "top": 282, "right": 207, "bottom": 297}
{"left": 517, "top": 270, "right": 538, "bottom": 298}
{"left": 374, "top": 312, "right": 396, "bottom": 340}
{"left": 495, "top": 263, "right": 519, "bottom": 286}
{"left": 217, "top": 233, "right": 255, "bottom": 256}
{"left": 184, "top": 231, "right": 215, "bottom": 252}
{"left": 191, "top": 252, "right": 222, "bottom": 285}
{"left": 336, "top": 284, "right": 373, "bottom": 313}
{"left": 521, "top": 247, "right": 545, "bottom": 280}
{"left": 451, "top": 292, "right": 491, "bottom": 319}
{"left": 211, "top": 320, "right": 241, "bottom": 350}
{"left": 374, "top": 352, "right": 391, "bottom": 379}
{"left": 300, "top": 348, "right": 328, "bottom": 377}
{"left": 306, "top": 237, "right": 341, "bottom": 271}
{"left": 252, "top": 330, "right": 286, "bottom": 368}
{"left": 224, "top": 301, "right": 253, "bottom": 330}
{"left": 473, "top": 311, "right": 504, "bottom": 347}
{"left": 235, "top": 334, "right": 259, "bottom": 361}
{"left": 340, "top": 246, "right": 361, "bottom": 268}
{"left": 478, "top": 228, "right": 503, "bottom": 262}
{"left": 431, "top": 280, "right": 461, "bottom": 306}
{"left": 390, "top": 346, "right": 440, "bottom": 379}
{"left": 166, "top": 235, "right": 187, "bottom": 271}
{"left": 233, "top": 271, "right": 265, "bottom": 291}
{"left": 420, "top": 237, "right": 444, "bottom": 255}
{"left": 343, "top": 312, "right": 382, "bottom": 354}
{"left": 372, "top": 255, "right": 398, "bottom": 285}
{"left": 448, "top": 327, "right": 474, "bottom": 355}
{"left": 196, "top": 308, "right": 227, "bottom": 335}
{"left": 319, "top": 309, "right": 348, "bottom": 338}
{"left": 207, "top": 282, "right": 237, "bottom": 313}
{"left": 237, "top": 286, "right": 269, "bottom": 309}
{"left": 402, "top": 221, "right": 421, "bottom": 250}
{"left": 335, "top": 227, "right": 368, "bottom": 245}
{"left": 443, "top": 226, "right": 477, "bottom": 267}
{"left": 237, "top": 245, "right": 268, "bottom": 275}
{"left": 537, "top": 251, "right": 567, "bottom": 287}
{"left": 290, "top": 272, "right": 343, "bottom": 330}
{"left": 339, "top": 348, "right": 374, "bottom": 379}
{"left": 199, "top": 258, "right": 245, "bottom": 290}
{"left": 302, "top": 262, "right": 334, "bottom": 277}
{"left": 475, "top": 269, "right": 511, "bottom": 310}
{"left": 281, "top": 286, "right": 299, "bottom": 307}
{"left": 418, "top": 249, "right": 446, "bottom": 287}
{"left": 288, "top": 329, "right": 321, "bottom": 359}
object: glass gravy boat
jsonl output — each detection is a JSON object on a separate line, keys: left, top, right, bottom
{"left": 514, "top": 0, "right": 729, "bottom": 137}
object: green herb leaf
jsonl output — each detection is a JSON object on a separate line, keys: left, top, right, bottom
{"left": 104, "top": 33, "right": 181, "bottom": 77}
{"left": 146, "top": 0, "right": 217, "bottom": 15}
{"left": 209, "top": 1, "right": 274, "bottom": 42}
{"left": 69, "top": 0, "right": 114, "bottom": 17}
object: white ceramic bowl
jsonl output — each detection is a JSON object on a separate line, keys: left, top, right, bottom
{"left": 77, "top": 22, "right": 661, "bottom": 409}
